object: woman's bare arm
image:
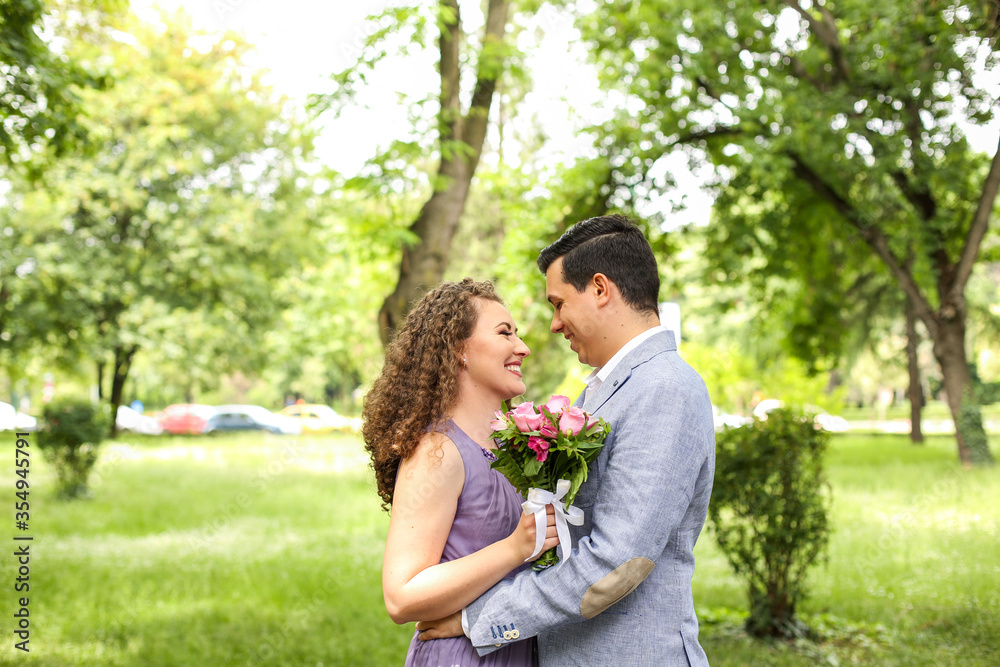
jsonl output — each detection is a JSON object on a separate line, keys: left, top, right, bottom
{"left": 381, "top": 432, "right": 557, "bottom": 624}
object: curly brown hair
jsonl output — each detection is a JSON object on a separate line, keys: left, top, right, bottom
{"left": 362, "top": 278, "right": 503, "bottom": 511}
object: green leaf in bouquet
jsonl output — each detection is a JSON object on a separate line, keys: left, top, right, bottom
{"left": 566, "top": 469, "right": 585, "bottom": 506}
{"left": 575, "top": 439, "right": 605, "bottom": 460}
{"left": 523, "top": 456, "right": 543, "bottom": 478}
{"left": 554, "top": 431, "right": 576, "bottom": 454}
{"left": 551, "top": 451, "right": 580, "bottom": 483}
{"left": 584, "top": 420, "right": 609, "bottom": 438}
{"left": 491, "top": 454, "right": 529, "bottom": 496}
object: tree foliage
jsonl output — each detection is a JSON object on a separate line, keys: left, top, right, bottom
{"left": 312, "top": 0, "right": 534, "bottom": 344}
{"left": 0, "top": 0, "right": 126, "bottom": 168}
{"left": 1, "top": 11, "right": 318, "bottom": 431}
{"left": 585, "top": 0, "right": 999, "bottom": 464}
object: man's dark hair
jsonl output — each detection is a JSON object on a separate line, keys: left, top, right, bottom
{"left": 537, "top": 214, "right": 660, "bottom": 316}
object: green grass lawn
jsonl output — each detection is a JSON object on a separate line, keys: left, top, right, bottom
{"left": 0, "top": 430, "right": 997, "bottom": 666}
{"left": 838, "top": 400, "right": 1000, "bottom": 424}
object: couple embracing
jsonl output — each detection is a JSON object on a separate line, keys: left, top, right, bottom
{"left": 363, "top": 215, "right": 716, "bottom": 666}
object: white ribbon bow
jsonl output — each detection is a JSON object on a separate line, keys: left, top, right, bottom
{"left": 521, "top": 479, "right": 585, "bottom": 563}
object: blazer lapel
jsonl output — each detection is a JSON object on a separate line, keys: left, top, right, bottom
{"left": 583, "top": 364, "right": 632, "bottom": 414}
{"left": 582, "top": 330, "right": 677, "bottom": 414}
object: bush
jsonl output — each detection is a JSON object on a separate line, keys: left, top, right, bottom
{"left": 709, "top": 407, "right": 832, "bottom": 638}
{"left": 38, "top": 399, "right": 109, "bottom": 499}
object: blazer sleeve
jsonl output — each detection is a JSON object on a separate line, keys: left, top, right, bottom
{"left": 464, "top": 364, "right": 714, "bottom": 654}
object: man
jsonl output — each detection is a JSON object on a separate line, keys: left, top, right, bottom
{"left": 421, "top": 214, "right": 715, "bottom": 664}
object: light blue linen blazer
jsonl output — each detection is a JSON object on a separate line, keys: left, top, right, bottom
{"left": 465, "top": 330, "right": 715, "bottom": 665}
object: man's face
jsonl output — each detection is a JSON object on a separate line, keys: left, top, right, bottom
{"left": 545, "top": 257, "right": 602, "bottom": 367}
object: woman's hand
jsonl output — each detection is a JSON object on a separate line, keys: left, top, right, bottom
{"left": 511, "top": 503, "right": 560, "bottom": 562}
{"left": 415, "top": 611, "right": 464, "bottom": 641}
{"left": 411, "top": 506, "right": 559, "bottom": 641}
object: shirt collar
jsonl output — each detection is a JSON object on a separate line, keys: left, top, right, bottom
{"left": 585, "top": 325, "right": 666, "bottom": 394}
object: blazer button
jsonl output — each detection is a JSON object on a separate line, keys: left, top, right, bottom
{"left": 511, "top": 630, "right": 520, "bottom": 639}
{"left": 494, "top": 643, "right": 502, "bottom": 647}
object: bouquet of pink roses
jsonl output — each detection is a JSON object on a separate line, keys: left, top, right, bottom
{"left": 490, "top": 395, "right": 610, "bottom": 570}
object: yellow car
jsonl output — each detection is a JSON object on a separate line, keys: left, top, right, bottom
{"left": 278, "top": 404, "right": 361, "bottom": 434}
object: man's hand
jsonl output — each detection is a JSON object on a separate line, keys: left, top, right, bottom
{"left": 415, "top": 611, "right": 464, "bottom": 640}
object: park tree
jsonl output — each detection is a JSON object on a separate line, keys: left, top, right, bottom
{"left": 313, "top": 0, "right": 530, "bottom": 344}
{"left": 0, "top": 0, "right": 126, "bottom": 168}
{"left": 584, "top": 0, "right": 998, "bottom": 465}
{"left": 263, "top": 170, "right": 418, "bottom": 407}
{"left": 685, "top": 216, "right": 931, "bottom": 441}
{"left": 1, "top": 11, "right": 317, "bottom": 434}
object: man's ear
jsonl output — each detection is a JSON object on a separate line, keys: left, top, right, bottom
{"left": 591, "top": 273, "right": 613, "bottom": 307}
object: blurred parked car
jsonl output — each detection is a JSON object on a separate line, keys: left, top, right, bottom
{"left": 712, "top": 405, "right": 752, "bottom": 430}
{"left": 155, "top": 404, "right": 217, "bottom": 435}
{"left": 0, "top": 402, "right": 37, "bottom": 432}
{"left": 116, "top": 405, "right": 163, "bottom": 435}
{"left": 279, "top": 403, "right": 361, "bottom": 433}
{"left": 813, "top": 412, "right": 850, "bottom": 432}
{"left": 752, "top": 398, "right": 784, "bottom": 419}
{"left": 203, "top": 405, "right": 301, "bottom": 435}
{"left": 752, "top": 399, "right": 850, "bottom": 432}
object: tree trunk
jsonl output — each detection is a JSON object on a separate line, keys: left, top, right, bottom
{"left": 376, "top": 0, "right": 511, "bottom": 344}
{"left": 931, "top": 317, "right": 995, "bottom": 466}
{"left": 378, "top": 165, "right": 473, "bottom": 342}
{"left": 108, "top": 344, "right": 137, "bottom": 438}
{"left": 905, "top": 294, "right": 924, "bottom": 443}
{"left": 96, "top": 360, "right": 105, "bottom": 401}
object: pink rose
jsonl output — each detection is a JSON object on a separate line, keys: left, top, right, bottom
{"left": 538, "top": 395, "right": 571, "bottom": 436}
{"left": 490, "top": 410, "right": 508, "bottom": 432}
{"left": 511, "top": 402, "right": 543, "bottom": 432}
{"left": 542, "top": 395, "right": 571, "bottom": 414}
{"left": 527, "top": 435, "right": 549, "bottom": 462}
{"left": 558, "top": 406, "right": 588, "bottom": 436}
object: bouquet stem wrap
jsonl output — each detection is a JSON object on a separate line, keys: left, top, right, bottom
{"left": 522, "top": 479, "right": 584, "bottom": 564}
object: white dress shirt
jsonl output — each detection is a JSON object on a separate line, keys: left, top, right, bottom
{"left": 583, "top": 326, "right": 666, "bottom": 404}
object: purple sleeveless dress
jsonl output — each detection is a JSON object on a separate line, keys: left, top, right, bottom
{"left": 403, "top": 420, "right": 538, "bottom": 667}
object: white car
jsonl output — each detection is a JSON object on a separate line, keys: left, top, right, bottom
{"left": 712, "top": 405, "right": 753, "bottom": 430}
{"left": 753, "top": 400, "right": 850, "bottom": 432}
{"left": 752, "top": 399, "right": 784, "bottom": 419}
{"left": 813, "top": 412, "right": 850, "bottom": 432}
{"left": 116, "top": 405, "right": 164, "bottom": 435}
{"left": 0, "top": 402, "right": 37, "bottom": 432}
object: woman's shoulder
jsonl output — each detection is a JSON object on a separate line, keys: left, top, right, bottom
{"left": 395, "top": 429, "right": 465, "bottom": 493}
{"left": 410, "top": 428, "right": 461, "bottom": 463}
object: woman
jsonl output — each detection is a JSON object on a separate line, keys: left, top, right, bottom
{"left": 363, "top": 279, "right": 557, "bottom": 666}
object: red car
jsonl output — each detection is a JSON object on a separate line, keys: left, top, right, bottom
{"left": 155, "top": 404, "right": 217, "bottom": 435}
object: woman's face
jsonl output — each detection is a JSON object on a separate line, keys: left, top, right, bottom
{"left": 461, "top": 299, "right": 531, "bottom": 402}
